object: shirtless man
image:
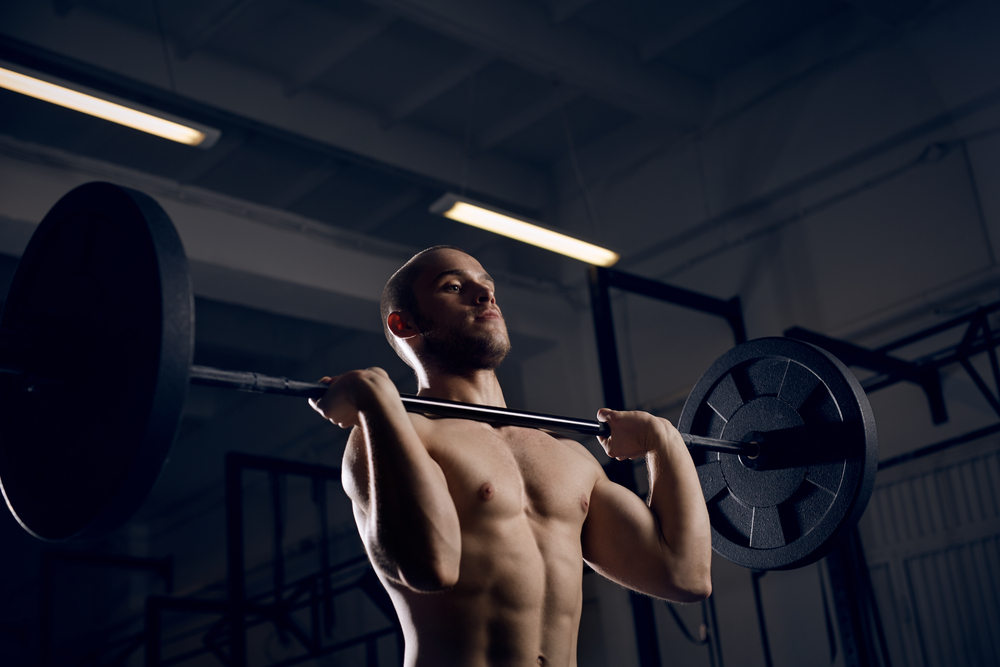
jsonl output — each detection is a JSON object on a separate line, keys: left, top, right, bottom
{"left": 310, "top": 246, "right": 712, "bottom": 666}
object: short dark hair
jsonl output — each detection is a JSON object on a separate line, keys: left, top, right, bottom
{"left": 381, "top": 245, "right": 464, "bottom": 364}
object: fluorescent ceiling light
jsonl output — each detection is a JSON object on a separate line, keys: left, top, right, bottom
{"left": 0, "top": 61, "right": 220, "bottom": 148}
{"left": 430, "top": 193, "right": 620, "bottom": 267}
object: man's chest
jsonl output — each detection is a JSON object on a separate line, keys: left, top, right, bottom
{"left": 422, "top": 421, "right": 595, "bottom": 524}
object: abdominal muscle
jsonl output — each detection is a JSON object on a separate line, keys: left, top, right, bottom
{"left": 380, "top": 505, "right": 586, "bottom": 667}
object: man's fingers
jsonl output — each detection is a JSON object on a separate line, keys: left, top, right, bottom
{"left": 596, "top": 408, "right": 667, "bottom": 460}
{"left": 309, "top": 369, "right": 391, "bottom": 429}
{"left": 596, "top": 408, "right": 614, "bottom": 448}
{"left": 308, "top": 374, "right": 346, "bottom": 420}
{"left": 309, "top": 377, "right": 334, "bottom": 413}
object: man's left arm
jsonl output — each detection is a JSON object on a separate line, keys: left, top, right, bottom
{"left": 581, "top": 409, "right": 712, "bottom": 602}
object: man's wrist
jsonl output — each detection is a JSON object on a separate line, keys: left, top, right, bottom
{"left": 352, "top": 371, "right": 400, "bottom": 413}
{"left": 646, "top": 418, "right": 687, "bottom": 463}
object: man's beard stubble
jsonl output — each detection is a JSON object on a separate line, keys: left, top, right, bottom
{"left": 418, "top": 316, "right": 511, "bottom": 374}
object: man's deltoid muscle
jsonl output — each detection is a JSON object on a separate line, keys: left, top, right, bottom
{"left": 310, "top": 246, "right": 712, "bottom": 667}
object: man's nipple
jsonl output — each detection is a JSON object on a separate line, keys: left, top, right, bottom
{"left": 479, "top": 482, "right": 495, "bottom": 501}
{"left": 580, "top": 494, "right": 589, "bottom": 513}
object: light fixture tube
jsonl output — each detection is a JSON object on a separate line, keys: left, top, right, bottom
{"left": 430, "top": 193, "right": 619, "bottom": 267}
{"left": 0, "top": 61, "right": 220, "bottom": 148}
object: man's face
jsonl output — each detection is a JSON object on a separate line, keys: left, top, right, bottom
{"left": 409, "top": 249, "right": 511, "bottom": 372}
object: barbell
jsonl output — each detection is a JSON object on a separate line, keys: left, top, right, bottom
{"left": 0, "top": 182, "right": 878, "bottom": 571}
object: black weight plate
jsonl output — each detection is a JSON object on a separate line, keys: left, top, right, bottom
{"left": 677, "top": 338, "right": 877, "bottom": 570}
{"left": 0, "top": 182, "right": 193, "bottom": 541}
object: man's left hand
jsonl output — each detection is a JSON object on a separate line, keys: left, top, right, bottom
{"left": 596, "top": 409, "right": 683, "bottom": 461}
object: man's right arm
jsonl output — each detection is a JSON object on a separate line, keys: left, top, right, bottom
{"left": 311, "top": 368, "right": 461, "bottom": 591}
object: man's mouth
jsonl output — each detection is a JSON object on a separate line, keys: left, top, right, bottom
{"left": 476, "top": 309, "right": 502, "bottom": 321}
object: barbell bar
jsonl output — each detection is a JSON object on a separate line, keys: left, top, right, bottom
{"left": 0, "top": 182, "right": 878, "bottom": 571}
{"left": 0, "top": 361, "right": 763, "bottom": 456}
{"left": 186, "top": 365, "right": 761, "bottom": 456}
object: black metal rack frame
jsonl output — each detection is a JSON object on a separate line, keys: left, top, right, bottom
{"left": 588, "top": 264, "right": 999, "bottom": 667}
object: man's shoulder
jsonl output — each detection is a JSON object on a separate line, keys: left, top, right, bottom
{"left": 551, "top": 435, "right": 605, "bottom": 471}
{"left": 405, "top": 411, "right": 447, "bottom": 441}
{"left": 407, "top": 412, "right": 499, "bottom": 446}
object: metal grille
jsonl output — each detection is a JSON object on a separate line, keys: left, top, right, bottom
{"left": 859, "top": 440, "right": 1000, "bottom": 667}
{"left": 904, "top": 537, "right": 1000, "bottom": 666}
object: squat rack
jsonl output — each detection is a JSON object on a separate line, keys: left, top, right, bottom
{"left": 588, "top": 262, "right": 1000, "bottom": 667}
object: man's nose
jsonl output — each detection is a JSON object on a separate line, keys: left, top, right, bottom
{"left": 475, "top": 283, "right": 495, "bottom": 303}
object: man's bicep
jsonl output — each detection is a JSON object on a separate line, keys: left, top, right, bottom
{"left": 582, "top": 474, "right": 667, "bottom": 586}
{"left": 341, "top": 427, "right": 370, "bottom": 514}
{"left": 342, "top": 428, "right": 405, "bottom": 585}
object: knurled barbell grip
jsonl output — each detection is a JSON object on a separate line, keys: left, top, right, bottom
{"left": 189, "top": 365, "right": 327, "bottom": 397}
{"left": 188, "top": 365, "right": 759, "bottom": 456}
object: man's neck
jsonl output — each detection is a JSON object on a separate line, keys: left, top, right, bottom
{"left": 416, "top": 367, "right": 506, "bottom": 408}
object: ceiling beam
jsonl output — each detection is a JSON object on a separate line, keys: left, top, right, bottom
{"left": 176, "top": 0, "right": 258, "bottom": 60}
{"left": 184, "top": 56, "right": 548, "bottom": 207}
{"left": 477, "top": 83, "right": 581, "bottom": 151}
{"left": 284, "top": 11, "right": 395, "bottom": 97}
{"left": 548, "top": 0, "right": 600, "bottom": 24}
{"left": 846, "top": 0, "right": 932, "bottom": 26}
{"left": 266, "top": 159, "right": 343, "bottom": 209}
{"left": 0, "top": 8, "right": 548, "bottom": 209}
{"left": 365, "top": 0, "right": 710, "bottom": 127}
{"left": 382, "top": 51, "right": 494, "bottom": 126}
{"left": 639, "top": 0, "right": 754, "bottom": 62}
{"left": 173, "top": 128, "right": 249, "bottom": 184}
{"left": 50, "top": 0, "right": 80, "bottom": 17}
{"left": 353, "top": 186, "right": 424, "bottom": 233}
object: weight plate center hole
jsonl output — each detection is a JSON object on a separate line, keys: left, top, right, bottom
{"left": 721, "top": 397, "right": 807, "bottom": 508}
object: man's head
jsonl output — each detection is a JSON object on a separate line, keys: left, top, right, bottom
{"left": 381, "top": 247, "right": 510, "bottom": 374}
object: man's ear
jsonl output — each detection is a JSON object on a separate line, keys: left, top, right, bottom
{"left": 387, "top": 311, "right": 419, "bottom": 339}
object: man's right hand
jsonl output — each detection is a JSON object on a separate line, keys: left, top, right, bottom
{"left": 308, "top": 367, "right": 397, "bottom": 429}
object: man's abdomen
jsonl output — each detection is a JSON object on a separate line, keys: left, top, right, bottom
{"left": 387, "top": 517, "right": 584, "bottom": 666}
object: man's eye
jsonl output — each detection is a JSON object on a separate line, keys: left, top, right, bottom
{"left": 446, "top": 284, "right": 460, "bottom": 291}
